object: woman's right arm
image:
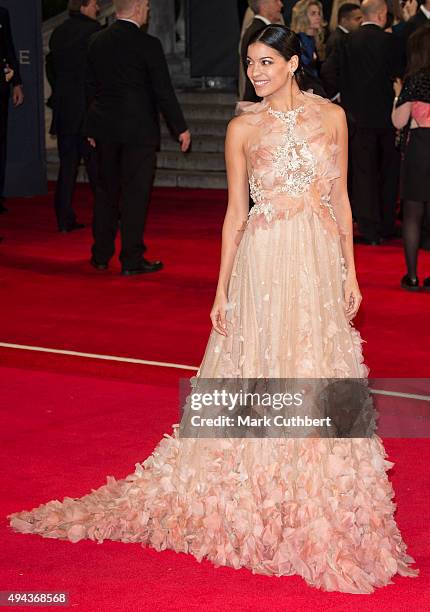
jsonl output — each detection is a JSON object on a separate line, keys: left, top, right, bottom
{"left": 210, "top": 118, "right": 249, "bottom": 336}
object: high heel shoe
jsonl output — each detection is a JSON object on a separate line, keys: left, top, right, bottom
{"left": 400, "top": 274, "right": 420, "bottom": 292}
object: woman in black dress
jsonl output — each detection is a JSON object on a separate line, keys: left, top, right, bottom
{"left": 392, "top": 25, "right": 430, "bottom": 292}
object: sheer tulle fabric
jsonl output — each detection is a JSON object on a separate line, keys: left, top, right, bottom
{"left": 8, "top": 93, "right": 418, "bottom": 594}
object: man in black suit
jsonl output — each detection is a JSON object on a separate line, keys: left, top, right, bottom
{"left": 47, "top": 0, "right": 102, "bottom": 233}
{"left": 322, "top": 3, "right": 363, "bottom": 98}
{"left": 0, "top": 6, "right": 24, "bottom": 215}
{"left": 325, "top": 3, "right": 363, "bottom": 58}
{"left": 240, "top": 0, "right": 284, "bottom": 102}
{"left": 86, "top": 0, "right": 190, "bottom": 275}
{"left": 338, "top": 0, "right": 404, "bottom": 244}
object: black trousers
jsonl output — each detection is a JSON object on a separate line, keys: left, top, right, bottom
{"left": 92, "top": 142, "right": 156, "bottom": 269}
{"left": 55, "top": 133, "right": 97, "bottom": 230}
{"left": 0, "top": 92, "right": 9, "bottom": 199}
{"left": 350, "top": 126, "right": 400, "bottom": 241}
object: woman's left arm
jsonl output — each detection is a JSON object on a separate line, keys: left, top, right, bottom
{"left": 392, "top": 101, "right": 412, "bottom": 129}
{"left": 391, "top": 78, "right": 412, "bottom": 129}
{"left": 330, "top": 104, "right": 362, "bottom": 320}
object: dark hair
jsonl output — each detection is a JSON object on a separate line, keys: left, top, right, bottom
{"left": 68, "top": 0, "right": 91, "bottom": 11}
{"left": 247, "top": 25, "right": 306, "bottom": 90}
{"left": 405, "top": 23, "right": 430, "bottom": 78}
{"left": 338, "top": 3, "right": 361, "bottom": 22}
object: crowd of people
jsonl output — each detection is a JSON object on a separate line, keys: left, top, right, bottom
{"left": 239, "top": 0, "right": 430, "bottom": 291}
{"left": 0, "top": 0, "right": 429, "bottom": 289}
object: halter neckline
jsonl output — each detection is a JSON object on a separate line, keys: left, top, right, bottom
{"left": 267, "top": 105, "right": 305, "bottom": 122}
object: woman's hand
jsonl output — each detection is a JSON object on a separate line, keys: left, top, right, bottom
{"left": 210, "top": 292, "right": 228, "bottom": 336}
{"left": 344, "top": 273, "right": 362, "bottom": 320}
{"left": 393, "top": 77, "right": 403, "bottom": 98}
{"left": 402, "top": 0, "right": 418, "bottom": 21}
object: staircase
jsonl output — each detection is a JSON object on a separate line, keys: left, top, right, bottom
{"left": 46, "top": 90, "right": 235, "bottom": 190}
{"left": 43, "top": 6, "right": 237, "bottom": 189}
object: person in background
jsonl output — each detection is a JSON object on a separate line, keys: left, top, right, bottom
{"left": 240, "top": 0, "right": 284, "bottom": 101}
{"left": 291, "top": 0, "right": 326, "bottom": 71}
{"left": 392, "top": 24, "right": 430, "bottom": 291}
{"left": 46, "top": 0, "right": 102, "bottom": 234}
{"left": 291, "top": 0, "right": 327, "bottom": 94}
{"left": 0, "top": 5, "right": 24, "bottom": 216}
{"left": 328, "top": 0, "right": 360, "bottom": 32}
{"left": 86, "top": 0, "right": 191, "bottom": 276}
{"left": 403, "top": 0, "right": 430, "bottom": 37}
{"left": 326, "top": 2, "right": 362, "bottom": 58}
{"left": 338, "top": 0, "right": 404, "bottom": 244}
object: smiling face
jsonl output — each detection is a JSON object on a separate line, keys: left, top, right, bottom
{"left": 246, "top": 41, "right": 298, "bottom": 97}
{"left": 306, "top": 3, "right": 322, "bottom": 31}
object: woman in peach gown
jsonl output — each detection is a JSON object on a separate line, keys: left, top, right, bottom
{"left": 8, "top": 25, "right": 418, "bottom": 594}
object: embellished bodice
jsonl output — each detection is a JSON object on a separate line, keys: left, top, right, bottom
{"left": 236, "top": 92, "right": 344, "bottom": 234}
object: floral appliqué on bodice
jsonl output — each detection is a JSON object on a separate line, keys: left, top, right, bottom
{"left": 236, "top": 93, "right": 342, "bottom": 235}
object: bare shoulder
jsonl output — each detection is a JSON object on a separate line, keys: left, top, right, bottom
{"left": 321, "top": 100, "right": 346, "bottom": 124}
{"left": 319, "top": 101, "right": 347, "bottom": 141}
{"left": 225, "top": 114, "right": 250, "bottom": 144}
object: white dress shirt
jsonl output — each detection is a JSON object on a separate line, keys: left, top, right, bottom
{"left": 117, "top": 18, "right": 140, "bottom": 28}
{"left": 254, "top": 15, "right": 271, "bottom": 26}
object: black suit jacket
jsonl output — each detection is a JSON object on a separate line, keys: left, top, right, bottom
{"left": 85, "top": 20, "right": 187, "bottom": 146}
{"left": 321, "top": 28, "right": 349, "bottom": 99}
{"left": 240, "top": 17, "right": 268, "bottom": 102}
{"left": 325, "top": 27, "right": 348, "bottom": 59}
{"left": 46, "top": 12, "right": 102, "bottom": 135}
{"left": 0, "top": 6, "right": 21, "bottom": 95}
{"left": 338, "top": 24, "right": 404, "bottom": 128}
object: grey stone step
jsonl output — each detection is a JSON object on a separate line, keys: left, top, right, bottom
{"left": 47, "top": 148, "right": 225, "bottom": 172}
{"left": 180, "top": 103, "right": 234, "bottom": 121}
{"left": 177, "top": 91, "right": 237, "bottom": 106}
{"left": 157, "top": 150, "right": 225, "bottom": 172}
{"left": 47, "top": 139, "right": 226, "bottom": 161}
{"left": 154, "top": 169, "right": 226, "bottom": 189}
{"left": 161, "top": 118, "right": 228, "bottom": 138}
{"left": 161, "top": 134, "right": 225, "bottom": 153}
{"left": 46, "top": 161, "right": 226, "bottom": 189}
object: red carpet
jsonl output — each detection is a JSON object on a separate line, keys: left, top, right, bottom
{"left": 0, "top": 184, "right": 429, "bottom": 610}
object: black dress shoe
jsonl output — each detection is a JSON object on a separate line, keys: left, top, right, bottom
{"left": 400, "top": 274, "right": 420, "bottom": 292}
{"left": 60, "top": 222, "right": 85, "bottom": 233}
{"left": 423, "top": 277, "right": 430, "bottom": 292}
{"left": 90, "top": 258, "right": 108, "bottom": 271}
{"left": 353, "top": 236, "right": 381, "bottom": 246}
{"left": 121, "top": 258, "right": 163, "bottom": 276}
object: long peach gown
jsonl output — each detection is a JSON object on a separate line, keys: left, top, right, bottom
{"left": 8, "top": 92, "right": 418, "bottom": 594}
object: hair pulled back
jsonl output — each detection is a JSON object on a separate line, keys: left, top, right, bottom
{"left": 247, "top": 24, "right": 306, "bottom": 90}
